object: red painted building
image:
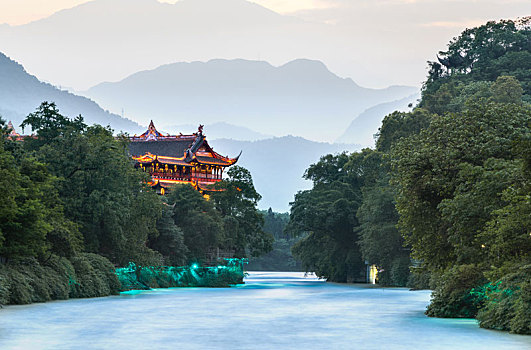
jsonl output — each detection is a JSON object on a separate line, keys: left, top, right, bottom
{"left": 129, "top": 121, "right": 240, "bottom": 195}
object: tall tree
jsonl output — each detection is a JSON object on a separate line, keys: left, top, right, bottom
{"left": 211, "top": 166, "right": 273, "bottom": 257}
{"left": 166, "top": 184, "right": 223, "bottom": 262}
{"left": 0, "top": 118, "right": 81, "bottom": 261}
{"left": 20, "top": 103, "right": 162, "bottom": 266}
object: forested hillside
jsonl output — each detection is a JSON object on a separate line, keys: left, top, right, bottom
{"left": 287, "top": 18, "right": 530, "bottom": 334}
{"left": 0, "top": 103, "right": 272, "bottom": 304}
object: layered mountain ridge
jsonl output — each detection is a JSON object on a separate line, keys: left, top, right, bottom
{"left": 83, "top": 58, "right": 416, "bottom": 141}
{"left": 0, "top": 52, "right": 142, "bottom": 132}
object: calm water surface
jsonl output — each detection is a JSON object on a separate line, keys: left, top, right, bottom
{"left": 0, "top": 271, "right": 529, "bottom": 349}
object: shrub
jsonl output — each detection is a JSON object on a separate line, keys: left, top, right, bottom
{"left": 426, "top": 264, "right": 487, "bottom": 318}
{"left": 477, "top": 262, "right": 531, "bottom": 334}
{"left": 69, "top": 253, "right": 120, "bottom": 298}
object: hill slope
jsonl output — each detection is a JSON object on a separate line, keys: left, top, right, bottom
{"left": 336, "top": 93, "right": 420, "bottom": 146}
{"left": 0, "top": 52, "right": 142, "bottom": 132}
{"left": 83, "top": 59, "right": 416, "bottom": 141}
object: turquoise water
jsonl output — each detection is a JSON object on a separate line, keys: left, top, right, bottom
{"left": 0, "top": 272, "right": 529, "bottom": 349}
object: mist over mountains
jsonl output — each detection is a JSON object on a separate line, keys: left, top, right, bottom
{"left": 0, "top": 52, "right": 142, "bottom": 132}
{"left": 84, "top": 58, "right": 416, "bottom": 142}
{"left": 210, "top": 136, "right": 360, "bottom": 212}
{"left": 164, "top": 122, "right": 273, "bottom": 141}
{"left": 0, "top": 0, "right": 337, "bottom": 90}
{"left": 336, "top": 93, "right": 420, "bottom": 146}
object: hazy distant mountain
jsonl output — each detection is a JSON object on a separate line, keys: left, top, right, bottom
{"left": 0, "top": 52, "right": 142, "bottom": 133}
{"left": 211, "top": 136, "right": 360, "bottom": 212}
{"left": 164, "top": 122, "right": 273, "bottom": 141}
{"left": 83, "top": 59, "right": 417, "bottom": 141}
{"left": 336, "top": 93, "right": 420, "bottom": 147}
{"left": 0, "top": 0, "right": 322, "bottom": 90}
{"left": 0, "top": 0, "right": 419, "bottom": 92}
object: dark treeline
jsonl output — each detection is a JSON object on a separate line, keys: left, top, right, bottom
{"left": 0, "top": 103, "right": 272, "bottom": 304}
{"left": 247, "top": 208, "right": 302, "bottom": 271}
{"left": 287, "top": 18, "right": 530, "bottom": 334}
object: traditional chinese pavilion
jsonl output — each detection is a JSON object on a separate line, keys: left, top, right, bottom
{"left": 6, "top": 121, "right": 25, "bottom": 141}
{"left": 129, "top": 121, "right": 240, "bottom": 195}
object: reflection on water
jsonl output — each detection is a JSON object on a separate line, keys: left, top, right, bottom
{"left": 0, "top": 272, "right": 529, "bottom": 350}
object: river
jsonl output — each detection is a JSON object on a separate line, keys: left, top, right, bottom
{"left": 0, "top": 271, "right": 529, "bottom": 349}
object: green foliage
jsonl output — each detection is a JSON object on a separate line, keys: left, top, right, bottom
{"left": 0, "top": 117, "right": 81, "bottom": 261}
{"left": 69, "top": 253, "right": 121, "bottom": 298}
{"left": 247, "top": 209, "right": 302, "bottom": 271}
{"left": 20, "top": 103, "right": 162, "bottom": 266}
{"left": 116, "top": 261, "right": 245, "bottom": 290}
{"left": 477, "top": 262, "right": 531, "bottom": 334}
{"left": 261, "top": 208, "right": 290, "bottom": 240}
{"left": 356, "top": 110, "right": 432, "bottom": 286}
{"left": 288, "top": 151, "right": 377, "bottom": 282}
{"left": 356, "top": 170, "right": 407, "bottom": 286}
{"left": 166, "top": 184, "right": 223, "bottom": 262}
{"left": 389, "top": 19, "right": 531, "bottom": 331}
{"left": 211, "top": 166, "right": 273, "bottom": 258}
{"left": 391, "top": 102, "right": 531, "bottom": 270}
{"left": 149, "top": 204, "right": 188, "bottom": 266}
{"left": 0, "top": 253, "right": 119, "bottom": 305}
{"left": 407, "top": 267, "right": 432, "bottom": 290}
{"left": 376, "top": 109, "right": 432, "bottom": 152}
{"left": 490, "top": 75, "right": 524, "bottom": 104}
{"left": 426, "top": 264, "right": 487, "bottom": 318}
{"left": 20, "top": 101, "right": 86, "bottom": 147}
{"left": 286, "top": 18, "right": 530, "bottom": 333}
{"left": 421, "top": 18, "right": 531, "bottom": 114}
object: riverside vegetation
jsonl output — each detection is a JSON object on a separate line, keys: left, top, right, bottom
{"left": 0, "top": 105, "right": 273, "bottom": 304}
{"left": 287, "top": 18, "right": 530, "bottom": 334}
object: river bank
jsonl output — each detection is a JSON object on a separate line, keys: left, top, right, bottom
{"left": 0, "top": 255, "right": 245, "bottom": 306}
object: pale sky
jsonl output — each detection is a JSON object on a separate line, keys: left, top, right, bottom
{"left": 1, "top": 0, "right": 330, "bottom": 25}
{"left": 3, "top": 1, "right": 526, "bottom": 26}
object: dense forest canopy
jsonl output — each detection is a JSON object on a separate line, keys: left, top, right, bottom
{"left": 287, "top": 17, "right": 530, "bottom": 334}
{"left": 247, "top": 209, "right": 302, "bottom": 271}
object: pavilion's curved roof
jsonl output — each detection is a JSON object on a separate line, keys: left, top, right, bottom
{"left": 129, "top": 121, "right": 239, "bottom": 167}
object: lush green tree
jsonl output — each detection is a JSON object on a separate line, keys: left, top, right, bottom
{"left": 247, "top": 209, "right": 302, "bottom": 271}
{"left": 0, "top": 118, "right": 81, "bottom": 261}
{"left": 20, "top": 102, "right": 86, "bottom": 147}
{"left": 20, "top": 103, "right": 162, "bottom": 266}
{"left": 211, "top": 166, "right": 273, "bottom": 257}
{"left": 356, "top": 176, "right": 409, "bottom": 286}
{"left": 166, "top": 184, "right": 223, "bottom": 262}
{"left": 391, "top": 102, "right": 530, "bottom": 270}
{"left": 355, "top": 109, "right": 432, "bottom": 286}
{"left": 288, "top": 151, "right": 375, "bottom": 282}
{"left": 375, "top": 109, "right": 432, "bottom": 152}
{"left": 490, "top": 75, "right": 524, "bottom": 104}
{"left": 421, "top": 18, "right": 531, "bottom": 113}
{"left": 148, "top": 204, "right": 188, "bottom": 266}
{"left": 262, "top": 208, "right": 289, "bottom": 239}
{"left": 477, "top": 134, "right": 531, "bottom": 267}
